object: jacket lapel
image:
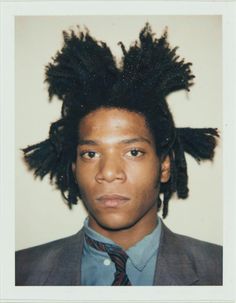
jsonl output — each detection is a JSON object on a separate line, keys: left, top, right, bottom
{"left": 153, "top": 223, "right": 199, "bottom": 285}
{"left": 41, "top": 223, "right": 199, "bottom": 285}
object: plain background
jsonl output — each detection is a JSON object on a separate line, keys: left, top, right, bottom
{"left": 15, "top": 15, "right": 222, "bottom": 250}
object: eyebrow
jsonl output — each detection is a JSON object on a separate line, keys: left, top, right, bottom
{"left": 78, "top": 137, "right": 152, "bottom": 146}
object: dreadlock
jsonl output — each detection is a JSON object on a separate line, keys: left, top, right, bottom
{"left": 23, "top": 23, "right": 219, "bottom": 218}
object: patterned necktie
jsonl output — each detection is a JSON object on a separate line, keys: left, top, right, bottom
{"left": 84, "top": 234, "right": 132, "bottom": 286}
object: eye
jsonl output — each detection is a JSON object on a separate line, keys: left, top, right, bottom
{"left": 80, "top": 151, "right": 100, "bottom": 159}
{"left": 126, "top": 149, "right": 145, "bottom": 158}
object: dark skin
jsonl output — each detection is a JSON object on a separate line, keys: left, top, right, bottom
{"left": 72, "top": 108, "right": 170, "bottom": 250}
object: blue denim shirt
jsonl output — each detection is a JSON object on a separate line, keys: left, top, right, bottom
{"left": 81, "top": 217, "right": 162, "bottom": 285}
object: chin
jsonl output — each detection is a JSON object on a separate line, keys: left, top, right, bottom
{"left": 94, "top": 213, "right": 135, "bottom": 232}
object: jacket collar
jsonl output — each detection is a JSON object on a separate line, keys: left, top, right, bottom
{"left": 44, "top": 223, "right": 199, "bottom": 286}
{"left": 153, "top": 222, "right": 199, "bottom": 285}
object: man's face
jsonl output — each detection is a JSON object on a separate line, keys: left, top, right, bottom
{"left": 73, "top": 107, "right": 169, "bottom": 234}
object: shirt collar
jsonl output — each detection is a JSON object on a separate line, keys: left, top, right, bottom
{"left": 126, "top": 220, "right": 162, "bottom": 271}
{"left": 83, "top": 217, "right": 162, "bottom": 271}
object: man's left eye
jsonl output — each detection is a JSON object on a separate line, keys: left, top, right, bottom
{"left": 126, "top": 149, "right": 144, "bottom": 158}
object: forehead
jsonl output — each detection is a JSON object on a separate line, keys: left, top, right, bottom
{"left": 78, "top": 107, "right": 154, "bottom": 142}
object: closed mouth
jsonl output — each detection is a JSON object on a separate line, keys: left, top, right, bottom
{"left": 96, "top": 194, "right": 130, "bottom": 207}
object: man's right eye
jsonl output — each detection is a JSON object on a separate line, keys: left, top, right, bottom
{"left": 80, "top": 151, "right": 100, "bottom": 159}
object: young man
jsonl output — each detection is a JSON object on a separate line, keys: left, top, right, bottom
{"left": 15, "top": 24, "right": 222, "bottom": 286}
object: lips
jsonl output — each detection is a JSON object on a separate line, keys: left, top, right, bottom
{"left": 96, "top": 194, "right": 130, "bottom": 208}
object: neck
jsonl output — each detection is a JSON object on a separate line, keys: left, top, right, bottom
{"left": 88, "top": 210, "right": 158, "bottom": 250}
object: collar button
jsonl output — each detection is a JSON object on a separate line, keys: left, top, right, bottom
{"left": 104, "top": 258, "right": 111, "bottom": 266}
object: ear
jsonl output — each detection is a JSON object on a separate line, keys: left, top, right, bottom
{"left": 160, "top": 155, "right": 171, "bottom": 183}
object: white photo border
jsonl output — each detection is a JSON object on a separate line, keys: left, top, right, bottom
{"left": 0, "top": 1, "right": 236, "bottom": 302}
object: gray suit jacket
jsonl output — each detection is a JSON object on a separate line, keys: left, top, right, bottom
{"left": 15, "top": 223, "right": 222, "bottom": 285}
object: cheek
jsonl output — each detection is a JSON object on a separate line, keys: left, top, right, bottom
{"left": 128, "top": 163, "right": 160, "bottom": 202}
{"left": 135, "top": 179, "right": 159, "bottom": 203}
{"left": 128, "top": 159, "right": 160, "bottom": 187}
{"left": 74, "top": 162, "right": 94, "bottom": 195}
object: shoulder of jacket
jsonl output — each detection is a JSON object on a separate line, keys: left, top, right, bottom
{"left": 15, "top": 229, "right": 85, "bottom": 285}
{"left": 16, "top": 229, "right": 84, "bottom": 258}
{"left": 157, "top": 223, "right": 223, "bottom": 285}
{"left": 173, "top": 231, "right": 222, "bottom": 256}
{"left": 161, "top": 223, "right": 222, "bottom": 271}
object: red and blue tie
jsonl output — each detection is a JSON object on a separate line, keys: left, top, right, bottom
{"left": 85, "top": 234, "right": 132, "bottom": 286}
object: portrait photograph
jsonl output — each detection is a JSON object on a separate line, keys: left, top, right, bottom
{"left": 0, "top": 1, "right": 235, "bottom": 303}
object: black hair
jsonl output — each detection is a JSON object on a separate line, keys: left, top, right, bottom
{"left": 23, "top": 23, "right": 219, "bottom": 218}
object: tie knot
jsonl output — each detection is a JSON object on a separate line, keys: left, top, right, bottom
{"left": 84, "top": 234, "right": 128, "bottom": 272}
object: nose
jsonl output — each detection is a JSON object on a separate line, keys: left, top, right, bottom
{"left": 95, "top": 156, "right": 126, "bottom": 183}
